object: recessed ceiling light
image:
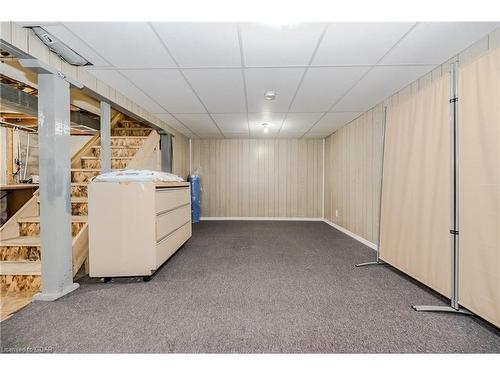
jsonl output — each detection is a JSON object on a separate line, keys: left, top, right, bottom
{"left": 265, "top": 22, "right": 300, "bottom": 30}
{"left": 261, "top": 122, "right": 271, "bottom": 133}
{"left": 264, "top": 90, "right": 276, "bottom": 101}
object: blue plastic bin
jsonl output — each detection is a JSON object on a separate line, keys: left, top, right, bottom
{"left": 188, "top": 174, "right": 201, "bottom": 223}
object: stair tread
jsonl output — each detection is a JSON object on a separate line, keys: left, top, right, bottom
{"left": 110, "top": 136, "right": 148, "bottom": 139}
{"left": 37, "top": 183, "right": 89, "bottom": 187}
{"left": 18, "top": 216, "right": 88, "bottom": 223}
{"left": 92, "top": 145, "right": 141, "bottom": 149}
{"left": 0, "top": 260, "right": 41, "bottom": 276}
{"left": 0, "top": 236, "right": 40, "bottom": 246}
{"left": 37, "top": 197, "right": 87, "bottom": 203}
{"left": 81, "top": 156, "right": 132, "bottom": 160}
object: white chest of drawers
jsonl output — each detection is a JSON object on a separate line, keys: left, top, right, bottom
{"left": 88, "top": 181, "right": 191, "bottom": 278}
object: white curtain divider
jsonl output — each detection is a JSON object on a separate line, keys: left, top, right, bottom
{"left": 379, "top": 73, "right": 451, "bottom": 298}
{"left": 458, "top": 48, "right": 500, "bottom": 328}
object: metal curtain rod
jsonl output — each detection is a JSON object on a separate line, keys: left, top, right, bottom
{"left": 355, "top": 106, "right": 387, "bottom": 268}
{"left": 412, "top": 61, "right": 473, "bottom": 316}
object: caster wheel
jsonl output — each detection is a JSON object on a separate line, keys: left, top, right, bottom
{"left": 103, "top": 277, "right": 112, "bottom": 283}
{"left": 143, "top": 276, "right": 152, "bottom": 282}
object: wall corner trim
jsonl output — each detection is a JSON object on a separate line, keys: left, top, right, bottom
{"left": 322, "top": 219, "right": 378, "bottom": 251}
{"left": 200, "top": 217, "right": 324, "bottom": 221}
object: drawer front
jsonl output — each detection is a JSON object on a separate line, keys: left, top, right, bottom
{"left": 156, "top": 221, "right": 192, "bottom": 267}
{"left": 155, "top": 188, "right": 190, "bottom": 214}
{"left": 156, "top": 204, "right": 191, "bottom": 241}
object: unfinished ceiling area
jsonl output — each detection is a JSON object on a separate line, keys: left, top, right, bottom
{"left": 20, "top": 22, "right": 499, "bottom": 138}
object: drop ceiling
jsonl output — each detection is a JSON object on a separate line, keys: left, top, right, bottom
{"left": 24, "top": 22, "right": 499, "bottom": 139}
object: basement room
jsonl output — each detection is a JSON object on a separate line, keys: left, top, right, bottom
{"left": 0, "top": 0, "right": 499, "bottom": 372}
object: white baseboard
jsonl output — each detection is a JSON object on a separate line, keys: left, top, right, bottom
{"left": 200, "top": 217, "right": 323, "bottom": 221}
{"left": 199, "top": 216, "right": 377, "bottom": 250}
{"left": 323, "top": 219, "right": 378, "bottom": 250}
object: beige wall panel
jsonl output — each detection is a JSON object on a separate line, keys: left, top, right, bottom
{"left": 26, "top": 32, "right": 49, "bottom": 64}
{"left": 459, "top": 48, "right": 500, "bottom": 327}
{"left": 379, "top": 74, "right": 451, "bottom": 298}
{"left": 323, "top": 107, "right": 384, "bottom": 244}
{"left": 11, "top": 25, "right": 28, "bottom": 52}
{"left": 191, "top": 139, "right": 323, "bottom": 218}
{"left": 172, "top": 135, "right": 190, "bottom": 179}
{"left": 0, "top": 22, "right": 12, "bottom": 42}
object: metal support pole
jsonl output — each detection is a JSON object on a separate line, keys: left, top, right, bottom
{"left": 34, "top": 72, "right": 79, "bottom": 301}
{"left": 412, "top": 62, "right": 472, "bottom": 316}
{"left": 160, "top": 132, "right": 173, "bottom": 173}
{"left": 100, "top": 101, "right": 111, "bottom": 173}
{"left": 356, "top": 107, "right": 387, "bottom": 267}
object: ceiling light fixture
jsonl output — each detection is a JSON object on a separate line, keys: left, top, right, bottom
{"left": 261, "top": 122, "right": 271, "bottom": 133}
{"left": 264, "top": 90, "right": 276, "bottom": 101}
{"left": 264, "top": 21, "right": 300, "bottom": 30}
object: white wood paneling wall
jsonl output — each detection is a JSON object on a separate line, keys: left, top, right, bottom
{"left": 323, "top": 107, "right": 384, "bottom": 245}
{"left": 173, "top": 135, "right": 190, "bottom": 179}
{"left": 191, "top": 139, "right": 323, "bottom": 218}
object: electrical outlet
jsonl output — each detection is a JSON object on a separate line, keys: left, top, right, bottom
{"left": 335, "top": 209, "right": 339, "bottom": 217}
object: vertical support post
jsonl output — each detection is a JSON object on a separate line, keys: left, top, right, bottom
{"left": 160, "top": 132, "right": 173, "bottom": 173}
{"left": 412, "top": 61, "right": 471, "bottom": 315}
{"left": 100, "top": 101, "right": 111, "bottom": 173}
{"left": 449, "top": 61, "right": 460, "bottom": 310}
{"left": 6, "top": 128, "right": 14, "bottom": 184}
{"left": 35, "top": 72, "right": 79, "bottom": 301}
{"left": 355, "top": 106, "right": 387, "bottom": 267}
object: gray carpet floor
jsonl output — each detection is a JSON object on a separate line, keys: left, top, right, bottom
{"left": 1, "top": 221, "right": 499, "bottom": 353}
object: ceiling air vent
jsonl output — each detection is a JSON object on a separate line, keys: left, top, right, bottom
{"left": 31, "top": 26, "right": 91, "bottom": 67}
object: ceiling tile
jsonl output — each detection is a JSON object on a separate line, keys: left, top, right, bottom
{"left": 154, "top": 113, "right": 197, "bottom": 138}
{"left": 43, "top": 25, "right": 111, "bottom": 67}
{"left": 290, "top": 66, "right": 370, "bottom": 112}
{"left": 277, "top": 132, "right": 307, "bottom": 138}
{"left": 173, "top": 114, "right": 221, "bottom": 137}
{"left": 63, "top": 22, "right": 176, "bottom": 68}
{"left": 240, "top": 23, "right": 326, "bottom": 66}
{"left": 307, "top": 112, "right": 363, "bottom": 137}
{"left": 121, "top": 69, "right": 206, "bottom": 114}
{"left": 182, "top": 69, "right": 246, "bottom": 113}
{"left": 302, "top": 133, "right": 326, "bottom": 139}
{"left": 211, "top": 113, "right": 249, "bottom": 134}
{"left": 88, "top": 69, "right": 164, "bottom": 114}
{"left": 281, "top": 113, "right": 324, "bottom": 133}
{"left": 245, "top": 68, "right": 305, "bottom": 112}
{"left": 380, "top": 22, "right": 500, "bottom": 65}
{"left": 151, "top": 23, "right": 241, "bottom": 67}
{"left": 248, "top": 112, "right": 286, "bottom": 136}
{"left": 332, "top": 65, "right": 434, "bottom": 112}
{"left": 312, "top": 22, "right": 415, "bottom": 66}
{"left": 222, "top": 133, "right": 250, "bottom": 138}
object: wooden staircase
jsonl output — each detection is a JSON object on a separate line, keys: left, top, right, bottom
{"left": 0, "top": 118, "right": 154, "bottom": 294}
